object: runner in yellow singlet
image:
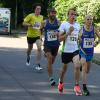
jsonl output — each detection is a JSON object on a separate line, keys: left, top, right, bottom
{"left": 23, "top": 3, "right": 43, "bottom": 70}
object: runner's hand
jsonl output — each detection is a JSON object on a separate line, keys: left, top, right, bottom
{"left": 27, "top": 24, "right": 33, "bottom": 27}
{"left": 68, "top": 26, "right": 74, "bottom": 35}
{"left": 94, "top": 40, "right": 100, "bottom": 47}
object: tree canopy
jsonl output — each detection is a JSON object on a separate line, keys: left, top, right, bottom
{"left": 0, "top": 0, "right": 100, "bottom": 28}
{"left": 54, "top": 0, "right": 100, "bottom": 25}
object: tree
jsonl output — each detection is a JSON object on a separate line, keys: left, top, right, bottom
{"left": 0, "top": 0, "right": 49, "bottom": 28}
{"left": 54, "top": 0, "right": 100, "bottom": 24}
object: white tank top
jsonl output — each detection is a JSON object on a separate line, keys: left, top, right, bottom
{"left": 59, "top": 22, "right": 80, "bottom": 53}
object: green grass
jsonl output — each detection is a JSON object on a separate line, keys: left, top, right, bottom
{"left": 93, "top": 57, "right": 100, "bottom": 65}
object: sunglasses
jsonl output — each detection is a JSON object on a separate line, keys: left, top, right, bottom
{"left": 70, "top": 13, "right": 77, "bottom": 16}
{"left": 86, "top": 19, "right": 93, "bottom": 20}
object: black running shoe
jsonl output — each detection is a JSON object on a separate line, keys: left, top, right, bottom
{"left": 49, "top": 77, "right": 56, "bottom": 86}
{"left": 83, "top": 88, "right": 90, "bottom": 96}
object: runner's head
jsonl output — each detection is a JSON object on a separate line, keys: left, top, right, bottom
{"left": 32, "top": 3, "right": 42, "bottom": 15}
{"left": 67, "top": 7, "right": 78, "bottom": 23}
{"left": 47, "top": 7, "right": 57, "bottom": 20}
{"left": 84, "top": 15, "right": 93, "bottom": 26}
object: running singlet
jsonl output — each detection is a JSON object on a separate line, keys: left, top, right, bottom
{"left": 24, "top": 13, "right": 43, "bottom": 37}
{"left": 44, "top": 19, "right": 60, "bottom": 47}
{"left": 80, "top": 26, "right": 94, "bottom": 55}
{"left": 59, "top": 22, "right": 80, "bottom": 53}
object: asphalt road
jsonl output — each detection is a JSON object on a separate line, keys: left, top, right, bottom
{"left": 0, "top": 35, "right": 100, "bottom": 100}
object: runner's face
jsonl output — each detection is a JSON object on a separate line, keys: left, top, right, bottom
{"left": 85, "top": 16, "right": 93, "bottom": 26}
{"left": 35, "top": 6, "right": 41, "bottom": 15}
{"left": 68, "top": 10, "right": 77, "bottom": 22}
{"left": 49, "top": 11, "right": 56, "bottom": 20}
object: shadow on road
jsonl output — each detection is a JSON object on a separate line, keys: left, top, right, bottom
{"left": 0, "top": 47, "right": 100, "bottom": 100}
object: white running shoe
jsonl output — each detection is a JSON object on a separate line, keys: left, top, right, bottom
{"left": 26, "top": 55, "right": 30, "bottom": 66}
{"left": 34, "top": 64, "right": 43, "bottom": 71}
{"left": 26, "top": 62, "right": 30, "bottom": 66}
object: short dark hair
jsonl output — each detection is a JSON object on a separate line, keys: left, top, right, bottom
{"left": 32, "top": 3, "right": 42, "bottom": 10}
{"left": 67, "top": 7, "right": 77, "bottom": 15}
{"left": 47, "top": 7, "right": 56, "bottom": 14}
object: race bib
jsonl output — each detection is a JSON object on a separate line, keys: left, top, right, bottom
{"left": 47, "top": 31, "right": 57, "bottom": 41}
{"left": 83, "top": 38, "right": 94, "bottom": 48}
{"left": 68, "top": 35, "right": 77, "bottom": 44}
{"left": 33, "top": 22, "right": 41, "bottom": 29}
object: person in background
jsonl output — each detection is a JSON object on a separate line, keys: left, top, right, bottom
{"left": 42, "top": 7, "right": 60, "bottom": 86}
{"left": 58, "top": 8, "right": 82, "bottom": 96}
{"left": 79, "top": 15, "right": 100, "bottom": 96}
{"left": 23, "top": 3, "right": 43, "bottom": 70}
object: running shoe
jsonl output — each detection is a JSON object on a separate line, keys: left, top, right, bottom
{"left": 49, "top": 77, "right": 56, "bottom": 86}
{"left": 26, "top": 55, "right": 30, "bottom": 66}
{"left": 58, "top": 82, "right": 64, "bottom": 92}
{"left": 74, "top": 85, "right": 82, "bottom": 96}
{"left": 83, "top": 88, "right": 90, "bottom": 96}
{"left": 34, "top": 64, "right": 43, "bottom": 71}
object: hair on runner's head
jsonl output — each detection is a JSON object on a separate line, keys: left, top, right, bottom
{"left": 32, "top": 3, "right": 43, "bottom": 10}
{"left": 47, "top": 7, "right": 56, "bottom": 14}
{"left": 67, "top": 7, "right": 78, "bottom": 16}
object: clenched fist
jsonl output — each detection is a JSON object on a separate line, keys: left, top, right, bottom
{"left": 68, "top": 26, "right": 74, "bottom": 35}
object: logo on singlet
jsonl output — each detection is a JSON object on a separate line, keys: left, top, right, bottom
{"left": 33, "top": 22, "right": 41, "bottom": 29}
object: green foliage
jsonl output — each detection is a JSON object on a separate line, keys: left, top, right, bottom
{"left": 77, "top": 16, "right": 84, "bottom": 26}
{"left": 0, "top": 3, "right": 4, "bottom": 7}
{"left": 53, "top": 0, "right": 100, "bottom": 24}
{"left": 0, "top": 0, "right": 99, "bottom": 27}
{"left": 0, "top": 0, "right": 47, "bottom": 28}
{"left": 93, "top": 57, "right": 100, "bottom": 65}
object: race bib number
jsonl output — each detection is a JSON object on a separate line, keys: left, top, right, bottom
{"left": 70, "top": 36, "right": 77, "bottom": 41}
{"left": 47, "top": 31, "right": 57, "bottom": 41}
{"left": 33, "top": 22, "right": 41, "bottom": 29}
{"left": 83, "top": 38, "right": 94, "bottom": 48}
{"left": 68, "top": 35, "right": 77, "bottom": 44}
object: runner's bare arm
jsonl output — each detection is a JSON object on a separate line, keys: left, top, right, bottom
{"left": 78, "top": 28, "right": 83, "bottom": 44}
{"left": 94, "top": 27, "right": 100, "bottom": 46}
{"left": 59, "top": 26, "right": 74, "bottom": 42}
{"left": 39, "top": 20, "right": 46, "bottom": 41}
{"left": 40, "top": 20, "right": 46, "bottom": 35}
{"left": 58, "top": 32, "right": 68, "bottom": 42}
{"left": 23, "top": 21, "right": 32, "bottom": 27}
{"left": 95, "top": 27, "right": 100, "bottom": 38}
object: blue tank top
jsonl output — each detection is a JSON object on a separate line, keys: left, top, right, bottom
{"left": 44, "top": 19, "right": 60, "bottom": 47}
{"left": 80, "top": 26, "right": 94, "bottom": 55}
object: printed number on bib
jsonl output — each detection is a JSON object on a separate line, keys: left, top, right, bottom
{"left": 47, "top": 31, "right": 57, "bottom": 41}
{"left": 83, "top": 38, "right": 94, "bottom": 48}
{"left": 69, "top": 35, "right": 77, "bottom": 44}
